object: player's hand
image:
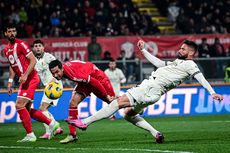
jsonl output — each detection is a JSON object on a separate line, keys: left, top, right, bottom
{"left": 7, "top": 82, "right": 13, "bottom": 95}
{"left": 137, "top": 40, "right": 145, "bottom": 51}
{"left": 212, "top": 93, "right": 223, "bottom": 102}
{"left": 19, "top": 74, "right": 28, "bottom": 84}
{"left": 107, "top": 95, "right": 114, "bottom": 102}
{"left": 51, "top": 77, "right": 58, "bottom": 83}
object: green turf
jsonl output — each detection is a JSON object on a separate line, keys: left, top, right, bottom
{"left": 0, "top": 114, "right": 229, "bottom": 153}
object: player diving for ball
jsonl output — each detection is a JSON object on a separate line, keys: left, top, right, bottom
{"left": 49, "top": 59, "right": 115, "bottom": 144}
{"left": 32, "top": 39, "right": 63, "bottom": 139}
{"left": 65, "top": 40, "right": 224, "bottom": 143}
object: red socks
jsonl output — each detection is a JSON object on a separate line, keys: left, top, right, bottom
{"left": 29, "top": 108, "right": 51, "bottom": 125}
{"left": 17, "top": 107, "right": 33, "bottom": 134}
{"left": 68, "top": 107, "right": 78, "bottom": 137}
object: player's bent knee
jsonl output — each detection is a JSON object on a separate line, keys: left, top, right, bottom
{"left": 39, "top": 102, "right": 49, "bottom": 111}
{"left": 15, "top": 100, "right": 27, "bottom": 109}
{"left": 117, "top": 94, "right": 131, "bottom": 108}
{"left": 69, "top": 100, "right": 79, "bottom": 107}
{"left": 124, "top": 114, "right": 136, "bottom": 124}
{"left": 39, "top": 106, "right": 47, "bottom": 112}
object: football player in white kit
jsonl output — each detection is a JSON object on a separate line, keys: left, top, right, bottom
{"left": 32, "top": 40, "right": 63, "bottom": 139}
{"left": 104, "top": 59, "right": 126, "bottom": 120}
{"left": 66, "top": 40, "right": 223, "bottom": 143}
{"left": 104, "top": 59, "right": 126, "bottom": 97}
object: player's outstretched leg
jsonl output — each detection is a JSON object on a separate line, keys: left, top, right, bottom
{"left": 124, "top": 107, "right": 164, "bottom": 143}
{"left": 65, "top": 99, "right": 119, "bottom": 130}
{"left": 48, "top": 121, "right": 60, "bottom": 139}
{"left": 40, "top": 110, "right": 63, "bottom": 139}
{"left": 124, "top": 114, "right": 164, "bottom": 143}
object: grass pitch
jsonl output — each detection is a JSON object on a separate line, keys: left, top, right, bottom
{"left": 0, "top": 114, "right": 229, "bottom": 153}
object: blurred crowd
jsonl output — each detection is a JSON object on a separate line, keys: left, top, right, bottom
{"left": 1, "top": 0, "right": 229, "bottom": 38}
{"left": 0, "top": 0, "right": 159, "bottom": 38}
{"left": 155, "top": 0, "right": 230, "bottom": 34}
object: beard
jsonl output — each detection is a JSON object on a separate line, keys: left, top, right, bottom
{"left": 8, "top": 36, "right": 16, "bottom": 43}
{"left": 177, "top": 52, "right": 187, "bottom": 60}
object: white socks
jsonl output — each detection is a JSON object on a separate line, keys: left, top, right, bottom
{"left": 42, "top": 111, "right": 55, "bottom": 133}
{"left": 124, "top": 115, "right": 158, "bottom": 138}
{"left": 83, "top": 99, "right": 119, "bottom": 125}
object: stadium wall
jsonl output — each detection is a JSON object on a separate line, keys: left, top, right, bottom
{"left": 0, "top": 34, "right": 230, "bottom": 64}
{"left": 0, "top": 84, "right": 229, "bottom": 123}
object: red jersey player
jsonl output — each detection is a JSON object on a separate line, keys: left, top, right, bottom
{"left": 3, "top": 24, "right": 59, "bottom": 142}
{"left": 49, "top": 59, "right": 115, "bottom": 144}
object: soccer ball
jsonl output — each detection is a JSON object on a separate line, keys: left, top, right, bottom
{"left": 45, "top": 81, "right": 63, "bottom": 100}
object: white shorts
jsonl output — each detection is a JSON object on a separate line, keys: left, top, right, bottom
{"left": 41, "top": 92, "right": 59, "bottom": 106}
{"left": 126, "top": 79, "right": 163, "bottom": 113}
{"left": 41, "top": 80, "right": 63, "bottom": 106}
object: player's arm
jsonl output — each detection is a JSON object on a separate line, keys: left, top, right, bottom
{"left": 194, "top": 73, "right": 223, "bottom": 101}
{"left": 120, "top": 70, "right": 126, "bottom": 83}
{"left": 137, "top": 40, "right": 168, "bottom": 68}
{"left": 20, "top": 53, "right": 37, "bottom": 84}
{"left": 46, "top": 53, "right": 56, "bottom": 63}
{"left": 7, "top": 66, "right": 15, "bottom": 95}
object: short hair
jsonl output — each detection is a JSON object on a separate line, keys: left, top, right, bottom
{"left": 32, "top": 39, "right": 44, "bottom": 47}
{"left": 183, "top": 40, "right": 198, "bottom": 53}
{"left": 49, "top": 59, "right": 63, "bottom": 70}
{"left": 3, "top": 23, "right": 16, "bottom": 32}
{"left": 109, "top": 58, "right": 115, "bottom": 62}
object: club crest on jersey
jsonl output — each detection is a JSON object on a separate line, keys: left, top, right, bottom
{"left": 22, "top": 92, "right": 27, "bottom": 96}
{"left": 8, "top": 49, "right": 13, "bottom": 52}
{"left": 8, "top": 55, "right": 15, "bottom": 64}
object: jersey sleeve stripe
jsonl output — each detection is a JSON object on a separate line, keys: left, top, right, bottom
{"left": 192, "top": 71, "right": 201, "bottom": 77}
{"left": 13, "top": 43, "right": 23, "bottom": 73}
{"left": 165, "top": 61, "right": 168, "bottom": 66}
{"left": 26, "top": 51, "right": 32, "bottom": 57}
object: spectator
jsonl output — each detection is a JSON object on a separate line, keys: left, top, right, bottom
{"left": 87, "top": 35, "right": 102, "bottom": 61}
{"left": 117, "top": 50, "right": 127, "bottom": 76}
{"left": 198, "top": 38, "right": 211, "bottom": 58}
{"left": 102, "top": 51, "right": 113, "bottom": 61}
{"left": 210, "top": 38, "right": 225, "bottom": 57}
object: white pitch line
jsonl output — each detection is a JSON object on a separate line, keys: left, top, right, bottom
{"left": 0, "top": 145, "right": 193, "bottom": 153}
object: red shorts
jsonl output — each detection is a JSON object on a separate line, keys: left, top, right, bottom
{"left": 74, "top": 72, "right": 115, "bottom": 98}
{"left": 18, "top": 72, "right": 40, "bottom": 101}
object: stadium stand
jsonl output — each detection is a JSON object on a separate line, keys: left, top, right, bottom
{"left": 0, "top": 0, "right": 229, "bottom": 38}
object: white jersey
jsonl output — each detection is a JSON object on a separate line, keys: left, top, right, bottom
{"left": 126, "top": 48, "right": 215, "bottom": 111}
{"left": 35, "top": 52, "right": 56, "bottom": 86}
{"left": 104, "top": 68, "right": 126, "bottom": 96}
{"left": 35, "top": 52, "right": 63, "bottom": 106}
{"left": 151, "top": 59, "right": 200, "bottom": 92}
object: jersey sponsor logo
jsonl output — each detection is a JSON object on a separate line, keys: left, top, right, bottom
{"left": 8, "top": 55, "right": 15, "bottom": 64}
{"left": 8, "top": 49, "right": 13, "bottom": 52}
{"left": 22, "top": 92, "right": 27, "bottom": 96}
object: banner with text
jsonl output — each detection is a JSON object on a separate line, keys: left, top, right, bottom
{"left": 0, "top": 85, "right": 229, "bottom": 123}
{"left": 1, "top": 34, "right": 230, "bottom": 65}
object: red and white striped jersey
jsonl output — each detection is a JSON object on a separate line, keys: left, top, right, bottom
{"left": 3, "top": 38, "right": 36, "bottom": 77}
